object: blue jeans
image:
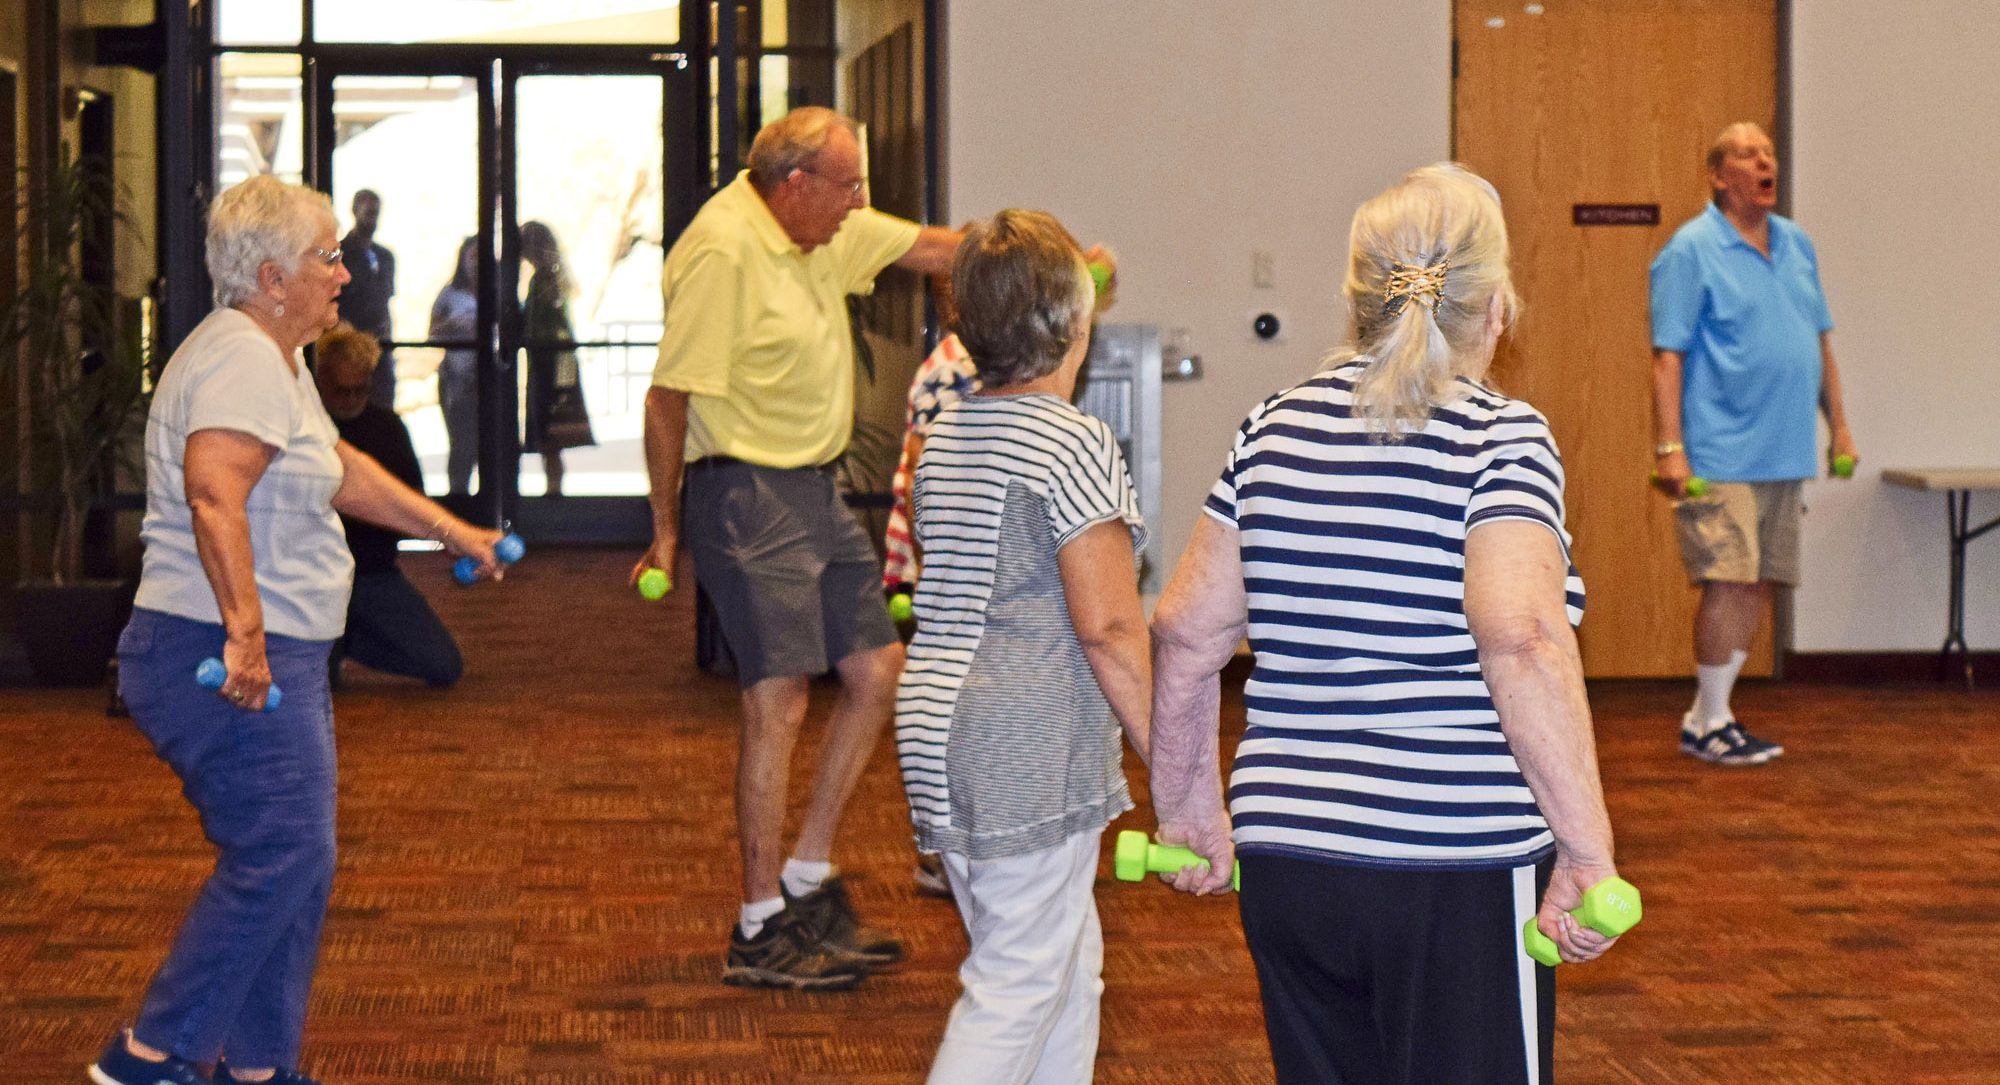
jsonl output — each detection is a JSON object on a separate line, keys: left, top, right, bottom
{"left": 342, "top": 569, "right": 463, "bottom": 687}
{"left": 117, "top": 608, "right": 337, "bottom": 1070}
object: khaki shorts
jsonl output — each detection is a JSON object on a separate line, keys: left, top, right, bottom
{"left": 1674, "top": 480, "right": 1803, "bottom": 586}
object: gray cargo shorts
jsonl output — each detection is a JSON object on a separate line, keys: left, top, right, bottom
{"left": 681, "top": 457, "right": 897, "bottom": 686}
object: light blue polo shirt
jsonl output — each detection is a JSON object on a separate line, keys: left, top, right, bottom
{"left": 1649, "top": 203, "right": 1833, "bottom": 482}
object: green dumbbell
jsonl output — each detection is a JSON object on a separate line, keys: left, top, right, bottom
{"left": 637, "top": 567, "right": 671, "bottom": 601}
{"left": 1649, "top": 472, "right": 1709, "bottom": 498}
{"left": 1521, "top": 875, "right": 1642, "bottom": 966}
{"left": 1832, "top": 453, "right": 1855, "bottom": 479}
{"left": 1112, "top": 829, "right": 1239, "bottom": 891}
{"left": 1089, "top": 261, "right": 1112, "bottom": 298}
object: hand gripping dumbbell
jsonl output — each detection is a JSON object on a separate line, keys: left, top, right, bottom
{"left": 195, "top": 657, "right": 283, "bottom": 711}
{"left": 886, "top": 583, "right": 915, "bottom": 624}
{"left": 1521, "top": 875, "right": 1642, "bottom": 966}
{"left": 454, "top": 532, "right": 526, "bottom": 585}
{"left": 1649, "top": 472, "right": 1710, "bottom": 498}
{"left": 1112, "top": 829, "right": 1240, "bottom": 891}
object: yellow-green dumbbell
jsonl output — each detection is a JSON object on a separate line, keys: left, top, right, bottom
{"left": 1089, "top": 261, "right": 1112, "bottom": 298}
{"left": 637, "top": 567, "right": 671, "bottom": 601}
{"left": 1112, "top": 829, "right": 1239, "bottom": 891}
{"left": 1522, "top": 876, "right": 1642, "bottom": 966}
{"left": 1649, "top": 472, "right": 1710, "bottom": 498}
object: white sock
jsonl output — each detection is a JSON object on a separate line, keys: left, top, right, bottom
{"left": 738, "top": 896, "right": 784, "bottom": 939}
{"left": 781, "top": 858, "right": 832, "bottom": 898}
{"left": 1690, "top": 649, "right": 1748, "bottom": 733}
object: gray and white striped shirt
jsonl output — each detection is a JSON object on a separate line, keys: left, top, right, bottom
{"left": 895, "top": 393, "right": 1145, "bottom": 859}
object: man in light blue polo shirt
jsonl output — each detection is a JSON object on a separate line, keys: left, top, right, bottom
{"left": 1649, "top": 121, "right": 1859, "bottom": 766}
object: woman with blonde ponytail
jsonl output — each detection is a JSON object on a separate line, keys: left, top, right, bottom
{"left": 1147, "top": 163, "right": 1626, "bottom": 1085}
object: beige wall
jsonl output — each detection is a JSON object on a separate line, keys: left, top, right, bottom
{"left": 943, "top": 2, "right": 1990, "bottom": 655}
{"left": 942, "top": 1, "right": 1451, "bottom": 593}
{"left": 1790, "top": 3, "right": 2000, "bottom": 652}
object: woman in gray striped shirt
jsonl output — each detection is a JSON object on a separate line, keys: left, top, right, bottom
{"left": 1148, "top": 164, "right": 1627, "bottom": 1085}
{"left": 895, "top": 209, "right": 1150, "bottom": 1085}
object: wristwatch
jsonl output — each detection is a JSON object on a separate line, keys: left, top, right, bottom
{"left": 1654, "top": 441, "right": 1685, "bottom": 457}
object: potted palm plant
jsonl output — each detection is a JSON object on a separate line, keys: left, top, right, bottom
{"left": 2, "top": 148, "right": 153, "bottom": 685}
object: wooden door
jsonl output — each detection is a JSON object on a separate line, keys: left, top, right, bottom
{"left": 1454, "top": 0, "right": 1779, "bottom": 677}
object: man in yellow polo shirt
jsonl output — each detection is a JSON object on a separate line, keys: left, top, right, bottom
{"left": 635, "top": 106, "right": 961, "bottom": 990}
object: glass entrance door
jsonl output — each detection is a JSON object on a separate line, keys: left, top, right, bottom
{"left": 314, "top": 55, "right": 692, "bottom": 542}
{"left": 504, "top": 70, "right": 670, "bottom": 506}
{"left": 315, "top": 63, "right": 493, "bottom": 517}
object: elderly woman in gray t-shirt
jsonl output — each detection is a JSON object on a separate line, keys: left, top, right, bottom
{"left": 89, "top": 177, "right": 504, "bottom": 1085}
{"left": 895, "top": 209, "right": 1150, "bottom": 1085}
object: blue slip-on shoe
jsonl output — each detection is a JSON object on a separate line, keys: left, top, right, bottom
{"left": 88, "top": 1033, "right": 211, "bottom": 1085}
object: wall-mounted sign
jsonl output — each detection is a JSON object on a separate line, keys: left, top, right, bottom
{"left": 1572, "top": 203, "right": 1660, "bottom": 227}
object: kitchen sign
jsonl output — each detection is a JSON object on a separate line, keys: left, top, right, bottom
{"left": 1572, "top": 203, "right": 1661, "bottom": 227}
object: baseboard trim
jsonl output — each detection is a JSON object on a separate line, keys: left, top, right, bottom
{"left": 1783, "top": 650, "right": 2000, "bottom": 686}
{"left": 1227, "top": 649, "right": 2000, "bottom": 686}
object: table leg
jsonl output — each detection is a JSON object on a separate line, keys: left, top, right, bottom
{"left": 1942, "top": 490, "right": 1973, "bottom": 690}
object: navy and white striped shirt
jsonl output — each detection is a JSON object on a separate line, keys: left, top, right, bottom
{"left": 1206, "top": 361, "right": 1584, "bottom": 868}
{"left": 896, "top": 393, "right": 1145, "bottom": 858}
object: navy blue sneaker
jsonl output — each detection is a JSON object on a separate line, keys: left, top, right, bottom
{"left": 1681, "top": 713, "right": 1784, "bottom": 765}
{"left": 215, "top": 1064, "right": 325, "bottom": 1085}
{"left": 89, "top": 1033, "right": 211, "bottom": 1085}
{"left": 782, "top": 875, "right": 903, "bottom": 966}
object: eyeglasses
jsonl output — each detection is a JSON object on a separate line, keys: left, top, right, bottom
{"left": 307, "top": 247, "right": 345, "bottom": 267}
{"left": 795, "top": 168, "right": 865, "bottom": 198}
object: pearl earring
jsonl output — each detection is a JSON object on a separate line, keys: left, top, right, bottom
{"left": 275, "top": 301, "right": 286, "bottom": 318}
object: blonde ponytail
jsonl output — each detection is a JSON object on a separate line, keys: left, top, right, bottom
{"left": 1338, "top": 164, "right": 1518, "bottom": 437}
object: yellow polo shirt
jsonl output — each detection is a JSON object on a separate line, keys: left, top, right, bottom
{"left": 653, "top": 172, "right": 920, "bottom": 467}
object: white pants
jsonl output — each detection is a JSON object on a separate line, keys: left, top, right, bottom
{"left": 926, "top": 829, "right": 1105, "bottom": 1085}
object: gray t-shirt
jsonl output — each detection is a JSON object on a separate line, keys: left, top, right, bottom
{"left": 134, "top": 308, "right": 353, "bottom": 641}
{"left": 895, "top": 393, "right": 1145, "bottom": 860}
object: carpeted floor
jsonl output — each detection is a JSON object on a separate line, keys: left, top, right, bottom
{"left": 3, "top": 547, "right": 1998, "bottom": 1083}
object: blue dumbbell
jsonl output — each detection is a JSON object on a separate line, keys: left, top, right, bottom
{"left": 195, "top": 657, "right": 283, "bottom": 711}
{"left": 454, "top": 532, "right": 526, "bottom": 584}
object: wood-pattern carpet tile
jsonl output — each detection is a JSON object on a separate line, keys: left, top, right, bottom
{"left": 3, "top": 547, "right": 1997, "bottom": 1083}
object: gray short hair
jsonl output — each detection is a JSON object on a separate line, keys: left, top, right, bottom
{"left": 952, "top": 209, "right": 1094, "bottom": 388}
{"left": 747, "top": 106, "right": 858, "bottom": 187}
{"left": 206, "top": 176, "right": 335, "bottom": 308}
{"left": 1706, "top": 121, "right": 1769, "bottom": 204}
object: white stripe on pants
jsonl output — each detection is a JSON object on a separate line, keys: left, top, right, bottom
{"left": 1512, "top": 863, "right": 1542, "bottom": 1085}
{"left": 927, "top": 829, "right": 1104, "bottom": 1085}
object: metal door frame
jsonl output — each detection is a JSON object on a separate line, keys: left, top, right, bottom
{"left": 308, "top": 47, "right": 697, "bottom": 539}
